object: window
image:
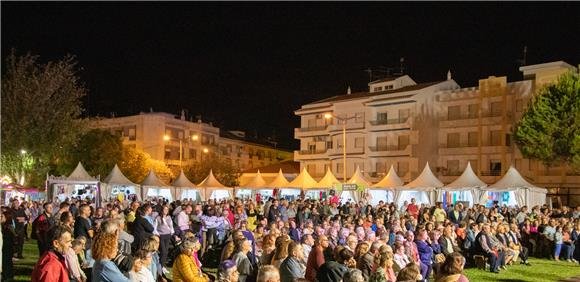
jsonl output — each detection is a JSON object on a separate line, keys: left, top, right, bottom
{"left": 377, "top": 112, "right": 388, "bottom": 121}
{"left": 490, "top": 130, "right": 502, "bottom": 146}
{"left": 355, "top": 112, "right": 364, "bottom": 123}
{"left": 447, "top": 133, "right": 460, "bottom": 148}
{"left": 385, "top": 85, "right": 394, "bottom": 90}
{"left": 516, "top": 99, "right": 524, "bottom": 112}
{"left": 177, "top": 130, "right": 184, "bottom": 139}
{"left": 308, "top": 143, "right": 316, "bottom": 153}
{"left": 326, "top": 141, "right": 333, "bottom": 149}
{"left": 398, "top": 162, "right": 409, "bottom": 176}
{"left": 128, "top": 128, "right": 136, "bottom": 140}
{"left": 376, "top": 136, "right": 388, "bottom": 150}
{"left": 447, "top": 160, "right": 460, "bottom": 175}
{"left": 399, "top": 109, "right": 410, "bottom": 122}
{"left": 490, "top": 102, "right": 503, "bottom": 116}
{"left": 376, "top": 162, "right": 387, "bottom": 173}
{"left": 398, "top": 135, "right": 410, "bottom": 149}
{"left": 307, "top": 119, "right": 316, "bottom": 128}
{"left": 355, "top": 137, "right": 364, "bottom": 148}
{"left": 448, "top": 105, "right": 461, "bottom": 120}
{"left": 337, "top": 163, "right": 344, "bottom": 174}
{"left": 374, "top": 86, "right": 383, "bottom": 92}
{"left": 189, "top": 149, "right": 197, "bottom": 160}
{"left": 164, "top": 148, "right": 172, "bottom": 160}
{"left": 468, "top": 104, "right": 479, "bottom": 118}
{"left": 490, "top": 160, "right": 502, "bottom": 175}
{"left": 468, "top": 132, "right": 478, "bottom": 147}
{"left": 505, "top": 134, "right": 512, "bottom": 146}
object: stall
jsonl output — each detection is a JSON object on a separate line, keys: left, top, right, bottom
{"left": 268, "top": 169, "right": 300, "bottom": 200}
{"left": 237, "top": 170, "right": 272, "bottom": 200}
{"left": 102, "top": 164, "right": 140, "bottom": 202}
{"left": 198, "top": 170, "right": 233, "bottom": 200}
{"left": 288, "top": 168, "right": 319, "bottom": 200}
{"left": 314, "top": 168, "right": 342, "bottom": 201}
{"left": 344, "top": 166, "right": 370, "bottom": 203}
{"left": 399, "top": 162, "right": 443, "bottom": 206}
{"left": 46, "top": 162, "right": 100, "bottom": 205}
{"left": 141, "top": 170, "right": 173, "bottom": 202}
{"left": 172, "top": 170, "right": 204, "bottom": 202}
{"left": 480, "top": 166, "right": 547, "bottom": 207}
{"left": 440, "top": 162, "right": 485, "bottom": 207}
{"left": 369, "top": 165, "right": 400, "bottom": 205}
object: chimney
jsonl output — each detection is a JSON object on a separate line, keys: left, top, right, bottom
{"left": 347, "top": 86, "right": 351, "bottom": 95}
{"left": 180, "top": 109, "right": 185, "bottom": 120}
{"left": 447, "top": 70, "right": 452, "bottom": 80}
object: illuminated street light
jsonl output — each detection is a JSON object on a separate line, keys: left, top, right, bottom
{"left": 203, "top": 148, "right": 209, "bottom": 154}
{"left": 324, "top": 112, "right": 357, "bottom": 183}
{"left": 163, "top": 135, "right": 171, "bottom": 141}
{"left": 20, "top": 149, "right": 27, "bottom": 155}
{"left": 192, "top": 134, "right": 199, "bottom": 141}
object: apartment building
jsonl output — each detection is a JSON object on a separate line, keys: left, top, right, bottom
{"left": 91, "top": 112, "right": 292, "bottom": 172}
{"left": 294, "top": 61, "right": 579, "bottom": 206}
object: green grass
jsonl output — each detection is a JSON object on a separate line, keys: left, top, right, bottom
{"left": 14, "top": 240, "right": 580, "bottom": 282}
{"left": 464, "top": 258, "right": 580, "bottom": 282}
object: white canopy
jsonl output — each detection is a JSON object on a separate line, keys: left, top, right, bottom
{"left": 440, "top": 162, "right": 486, "bottom": 206}
{"left": 348, "top": 166, "right": 371, "bottom": 187}
{"left": 198, "top": 170, "right": 233, "bottom": 200}
{"left": 141, "top": 170, "right": 172, "bottom": 201}
{"left": 267, "top": 169, "right": 291, "bottom": 188}
{"left": 315, "top": 168, "right": 341, "bottom": 188}
{"left": 102, "top": 164, "right": 138, "bottom": 201}
{"left": 398, "top": 162, "right": 443, "bottom": 206}
{"left": 172, "top": 170, "right": 204, "bottom": 201}
{"left": 68, "top": 162, "right": 98, "bottom": 182}
{"left": 242, "top": 170, "right": 268, "bottom": 188}
{"left": 479, "top": 166, "right": 547, "bottom": 207}
{"left": 372, "top": 165, "right": 403, "bottom": 188}
{"left": 288, "top": 168, "right": 318, "bottom": 189}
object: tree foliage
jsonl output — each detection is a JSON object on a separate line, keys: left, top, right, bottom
{"left": 515, "top": 71, "right": 580, "bottom": 170}
{"left": 1, "top": 51, "right": 87, "bottom": 186}
{"left": 118, "top": 147, "right": 174, "bottom": 184}
{"left": 183, "top": 157, "right": 240, "bottom": 187}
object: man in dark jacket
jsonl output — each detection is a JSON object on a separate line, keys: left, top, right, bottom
{"left": 267, "top": 199, "right": 280, "bottom": 224}
{"left": 357, "top": 241, "right": 380, "bottom": 280}
{"left": 35, "top": 203, "right": 55, "bottom": 256}
{"left": 130, "top": 204, "right": 154, "bottom": 252}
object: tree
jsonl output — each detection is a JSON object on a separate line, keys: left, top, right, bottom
{"left": 1, "top": 51, "right": 87, "bottom": 186}
{"left": 515, "top": 71, "right": 580, "bottom": 170}
{"left": 118, "top": 147, "right": 174, "bottom": 184}
{"left": 184, "top": 157, "right": 240, "bottom": 187}
{"left": 58, "top": 129, "right": 124, "bottom": 179}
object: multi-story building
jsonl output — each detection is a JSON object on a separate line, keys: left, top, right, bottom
{"left": 294, "top": 61, "right": 579, "bottom": 206}
{"left": 91, "top": 112, "right": 292, "bottom": 173}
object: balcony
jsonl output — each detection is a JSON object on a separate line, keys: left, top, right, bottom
{"left": 439, "top": 143, "right": 512, "bottom": 155}
{"left": 293, "top": 149, "right": 328, "bottom": 160}
{"left": 327, "top": 121, "right": 365, "bottom": 132}
{"left": 439, "top": 112, "right": 513, "bottom": 128}
{"left": 368, "top": 117, "right": 411, "bottom": 131}
{"left": 294, "top": 125, "right": 328, "bottom": 138}
{"left": 327, "top": 147, "right": 365, "bottom": 156}
{"left": 368, "top": 145, "right": 411, "bottom": 157}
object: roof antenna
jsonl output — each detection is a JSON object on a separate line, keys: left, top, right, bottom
{"left": 517, "top": 45, "right": 528, "bottom": 67}
{"left": 364, "top": 68, "right": 373, "bottom": 82}
{"left": 399, "top": 57, "right": 405, "bottom": 75}
{"left": 347, "top": 85, "right": 351, "bottom": 95}
{"left": 447, "top": 70, "right": 452, "bottom": 80}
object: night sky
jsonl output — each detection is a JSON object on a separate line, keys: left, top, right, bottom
{"left": 2, "top": 2, "right": 579, "bottom": 149}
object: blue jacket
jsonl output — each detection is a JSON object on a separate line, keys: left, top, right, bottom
{"left": 415, "top": 240, "right": 433, "bottom": 266}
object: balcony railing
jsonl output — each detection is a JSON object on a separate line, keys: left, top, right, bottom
{"left": 441, "top": 171, "right": 463, "bottom": 176}
{"left": 440, "top": 143, "right": 478, "bottom": 148}
{"left": 368, "top": 145, "right": 409, "bottom": 152}
{"left": 298, "top": 125, "right": 328, "bottom": 132}
{"left": 481, "top": 170, "right": 502, "bottom": 176}
{"left": 369, "top": 117, "right": 409, "bottom": 126}
{"left": 440, "top": 112, "right": 512, "bottom": 121}
{"left": 299, "top": 149, "right": 328, "bottom": 155}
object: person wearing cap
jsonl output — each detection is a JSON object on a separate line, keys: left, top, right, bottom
{"left": 218, "top": 259, "right": 239, "bottom": 282}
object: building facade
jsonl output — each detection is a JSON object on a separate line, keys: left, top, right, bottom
{"left": 91, "top": 112, "right": 293, "bottom": 172}
{"left": 294, "top": 61, "right": 579, "bottom": 206}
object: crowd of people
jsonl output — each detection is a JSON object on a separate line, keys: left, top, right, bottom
{"left": 1, "top": 193, "right": 579, "bottom": 282}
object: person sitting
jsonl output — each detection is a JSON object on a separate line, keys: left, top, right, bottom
{"left": 435, "top": 252, "right": 469, "bottom": 282}
{"left": 257, "top": 265, "right": 280, "bottom": 282}
{"left": 217, "top": 259, "right": 239, "bottom": 282}
{"left": 474, "top": 224, "right": 504, "bottom": 273}
{"left": 279, "top": 241, "right": 306, "bottom": 282}
{"left": 31, "top": 226, "right": 73, "bottom": 282}
{"left": 172, "top": 239, "right": 209, "bottom": 282}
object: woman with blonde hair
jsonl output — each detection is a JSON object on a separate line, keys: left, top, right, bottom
{"left": 92, "top": 229, "right": 129, "bottom": 281}
{"left": 369, "top": 251, "right": 396, "bottom": 282}
{"left": 260, "top": 233, "right": 277, "bottom": 265}
{"left": 271, "top": 236, "right": 291, "bottom": 268}
{"left": 435, "top": 252, "right": 468, "bottom": 282}
{"left": 172, "top": 239, "right": 209, "bottom": 282}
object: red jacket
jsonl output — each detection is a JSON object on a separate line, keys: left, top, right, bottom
{"left": 305, "top": 245, "right": 325, "bottom": 282}
{"left": 31, "top": 250, "right": 70, "bottom": 282}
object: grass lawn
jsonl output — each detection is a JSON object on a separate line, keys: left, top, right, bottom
{"left": 14, "top": 240, "right": 580, "bottom": 281}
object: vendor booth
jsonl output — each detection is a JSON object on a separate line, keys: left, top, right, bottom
{"left": 344, "top": 166, "right": 370, "bottom": 203}
{"left": 141, "top": 170, "right": 173, "bottom": 202}
{"left": 172, "top": 170, "right": 204, "bottom": 202}
{"left": 368, "top": 165, "right": 400, "bottom": 205}
{"left": 480, "top": 166, "right": 547, "bottom": 207}
{"left": 268, "top": 169, "right": 300, "bottom": 200}
{"left": 237, "top": 170, "right": 273, "bottom": 200}
{"left": 399, "top": 162, "right": 443, "bottom": 206}
{"left": 440, "top": 162, "right": 485, "bottom": 207}
{"left": 288, "top": 168, "right": 319, "bottom": 200}
{"left": 0, "top": 182, "right": 44, "bottom": 205}
{"left": 314, "top": 168, "right": 342, "bottom": 202}
{"left": 198, "top": 170, "right": 233, "bottom": 200}
{"left": 46, "top": 162, "right": 100, "bottom": 205}
{"left": 102, "top": 164, "right": 140, "bottom": 202}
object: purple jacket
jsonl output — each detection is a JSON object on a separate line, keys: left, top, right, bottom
{"left": 415, "top": 239, "right": 433, "bottom": 265}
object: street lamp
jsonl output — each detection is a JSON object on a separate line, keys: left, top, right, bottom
{"left": 164, "top": 134, "right": 199, "bottom": 168}
{"left": 324, "top": 113, "right": 357, "bottom": 182}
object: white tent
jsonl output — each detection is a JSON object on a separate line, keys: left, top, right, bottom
{"left": 344, "top": 166, "right": 371, "bottom": 203}
{"left": 441, "top": 162, "right": 486, "bottom": 207}
{"left": 198, "top": 170, "right": 233, "bottom": 200}
{"left": 47, "top": 162, "right": 100, "bottom": 204}
{"left": 369, "top": 165, "right": 401, "bottom": 205}
{"left": 481, "top": 166, "right": 547, "bottom": 207}
{"left": 268, "top": 169, "right": 300, "bottom": 200}
{"left": 237, "top": 170, "right": 272, "bottom": 199}
{"left": 141, "top": 170, "right": 173, "bottom": 201}
{"left": 400, "top": 162, "right": 443, "bottom": 206}
{"left": 102, "top": 164, "right": 139, "bottom": 201}
{"left": 289, "top": 168, "right": 320, "bottom": 199}
{"left": 172, "top": 170, "right": 204, "bottom": 202}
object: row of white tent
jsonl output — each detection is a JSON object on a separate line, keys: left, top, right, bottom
{"left": 48, "top": 161, "right": 547, "bottom": 208}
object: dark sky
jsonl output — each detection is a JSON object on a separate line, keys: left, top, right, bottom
{"left": 2, "top": 2, "right": 579, "bottom": 149}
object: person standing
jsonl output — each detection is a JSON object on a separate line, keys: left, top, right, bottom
{"left": 154, "top": 205, "right": 174, "bottom": 268}
{"left": 130, "top": 204, "right": 155, "bottom": 252}
{"left": 34, "top": 203, "right": 55, "bottom": 256}
{"left": 31, "top": 226, "right": 73, "bottom": 282}
{"left": 12, "top": 200, "right": 28, "bottom": 259}
{"left": 74, "top": 204, "right": 94, "bottom": 255}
